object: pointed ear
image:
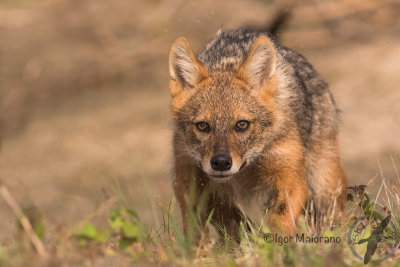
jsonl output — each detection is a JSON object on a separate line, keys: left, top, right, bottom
{"left": 169, "top": 37, "right": 208, "bottom": 89}
{"left": 237, "top": 36, "right": 276, "bottom": 89}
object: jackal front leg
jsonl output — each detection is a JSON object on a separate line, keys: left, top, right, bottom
{"left": 173, "top": 164, "right": 210, "bottom": 244}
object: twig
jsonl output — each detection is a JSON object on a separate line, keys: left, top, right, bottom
{"left": 0, "top": 179, "right": 48, "bottom": 258}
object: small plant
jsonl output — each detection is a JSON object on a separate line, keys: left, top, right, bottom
{"left": 109, "top": 207, "right": 141, "bottom": 249}
{"left": 75, "top": 222, "right": 109, "bottom": 245}
{"left": 73, "top": 206, "right": 142, "bottom": 251}
{"left": 348, "top": 185, "right": 384, "bottom": 220}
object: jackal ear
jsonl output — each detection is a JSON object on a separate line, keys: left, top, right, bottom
{"left": 237, "top": 36, "right": 276, "bottom": 89}
{"left": 169, "top": 37, "right": 208, "bottom": 89}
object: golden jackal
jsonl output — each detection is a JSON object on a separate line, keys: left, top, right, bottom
{"left": 168, "top": 29, "right": 347, "bottom": 242}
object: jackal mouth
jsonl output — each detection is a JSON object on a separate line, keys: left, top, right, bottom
{"left": 205, "top": 160, "right": 248, "bottom": 180}
{"left": 209, "top": 174, "right": 231, "bottom": 179}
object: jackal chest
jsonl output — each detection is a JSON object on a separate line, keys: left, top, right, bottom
{"left": 209, "top": 177, "right": 273, "bottom": 224}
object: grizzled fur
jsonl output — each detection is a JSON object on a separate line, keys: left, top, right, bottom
{"left": 169, "top": 29, "right": 347, "bottom": 242}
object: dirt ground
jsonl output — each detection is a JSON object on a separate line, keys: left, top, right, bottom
{"left": 1, "top": 0, "right": 400, "bottom": 239}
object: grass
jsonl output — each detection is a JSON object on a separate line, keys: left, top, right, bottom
{"left": 0, "top": 177, "right": 400, "bottom": 267}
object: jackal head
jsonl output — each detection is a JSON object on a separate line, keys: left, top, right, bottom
{"left": 169, "top": 36, "right": 277, "bottom": 181}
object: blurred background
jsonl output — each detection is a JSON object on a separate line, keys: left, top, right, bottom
{"left": 0, "top": 0, "right": 400, "bottom": 239}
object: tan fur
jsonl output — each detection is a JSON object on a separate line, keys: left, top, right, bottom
{"left": 262, "top": 131, "right": 308, "bottom": 235}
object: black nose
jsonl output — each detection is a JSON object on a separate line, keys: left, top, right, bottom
{"left": 210, "top": 154, "right": 232, "bottom": 171}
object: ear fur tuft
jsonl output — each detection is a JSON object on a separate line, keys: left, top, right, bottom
{"left": 237, "top": 35, "right": 276, "bottom": 89}
{"left": 169, "top": 37, "right": 207, "bottom": 89}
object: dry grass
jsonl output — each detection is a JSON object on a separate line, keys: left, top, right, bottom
{"left": 0, "top": 174, "right": 399, "bottom": 266}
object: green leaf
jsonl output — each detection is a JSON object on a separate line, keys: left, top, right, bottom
{"left": 371, "top": 211, "right": 383, "bottom": 221}
{"left": 124, "top": 208, "right": 140, "bottom": 222}
{"left": 283, "top": 244, "right": 297, "bottom": 265}
{"left": 94, "top": 229, "right": 110, "bottom": 242}
{"left": 346, "top": 193, "right": 354, "bottom": 202}
{"left": 76, "top": 222, "right": 98, "bottom": 239}
{"left": 75, "top": 222, "right": 110, "bottom": 244}
{"left": 122, "top": 221, "right": 139, "bottom": 239}
{"left": 362, "top": 198, "right": 370, "bottom": 210}
{"left": 109, "top": 216, "right": 124, "bottom": 232}
{"left": 34, "top": 223, "right": 45, "bottom": 239}
{"left": 362, "top": 225, "right": 372, "bottom": 240}
{"left": 0, "top": 246, "right": 6, "bottom": 261}
{"left": 109, "top": 209, "right": 119, "bottom": 221}
{"left": 119, "top": 238, "right": 135, "bottom": 249}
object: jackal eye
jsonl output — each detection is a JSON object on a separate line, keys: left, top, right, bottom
{"left": 195, "top": 122, "right": 210, "bottom": 133}
{"left": 235, "top": 120, "right": 250, "bottom": 132}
